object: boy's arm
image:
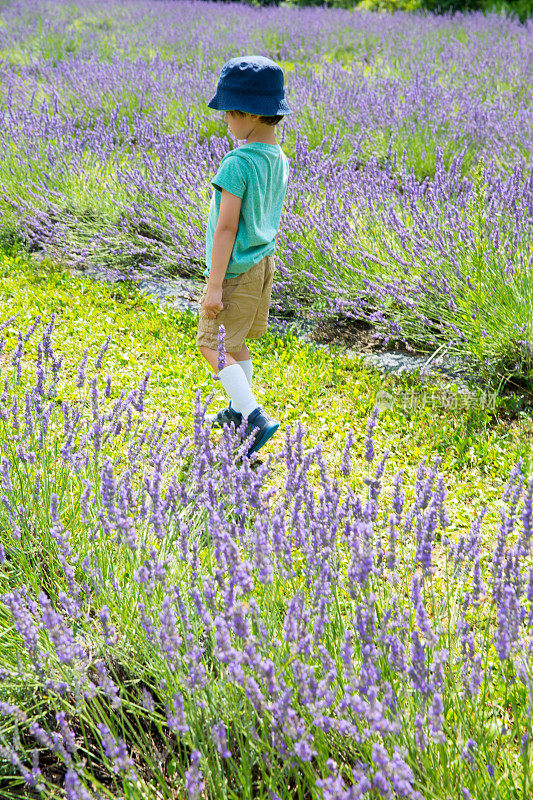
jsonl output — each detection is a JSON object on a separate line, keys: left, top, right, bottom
{"left": 203, "top": 189, "right": 242, "bottom": 321}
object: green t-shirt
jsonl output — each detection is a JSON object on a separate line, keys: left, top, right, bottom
{"left": 205, "top": 142, "right": 289, "bottom": 279}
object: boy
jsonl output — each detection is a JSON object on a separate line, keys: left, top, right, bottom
{"left": 196, "top": 55, "right": 291, "bottom": 457}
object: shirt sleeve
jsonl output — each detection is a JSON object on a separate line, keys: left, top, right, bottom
{"left": 211, "top": 154, "right": 248, "bottom": 199}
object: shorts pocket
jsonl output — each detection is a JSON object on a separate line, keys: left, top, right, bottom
{"left": 223, "top": 272, "right": 254, "bottom": 289}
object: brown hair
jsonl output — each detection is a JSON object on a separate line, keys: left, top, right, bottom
{"left": 229, "top": 109, "right": 284, "bottom": 126}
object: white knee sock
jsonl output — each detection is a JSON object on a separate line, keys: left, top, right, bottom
{"left": 237, "top": 358, "right": 253, "bottom": 385}
{"left": 217, "top": 364, "right": 259, "bottom": 419}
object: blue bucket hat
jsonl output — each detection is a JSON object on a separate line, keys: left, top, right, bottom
{"left": 208, "top": 55, "right": 292, "bottom": 117}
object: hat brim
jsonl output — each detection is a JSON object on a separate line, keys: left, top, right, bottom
{"left": 207, "top": 92, "right": 292, "bottom": 115}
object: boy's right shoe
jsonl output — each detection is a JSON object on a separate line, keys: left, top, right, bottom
{"left": 241, "top": 407, "right": 279, "bottom": 456}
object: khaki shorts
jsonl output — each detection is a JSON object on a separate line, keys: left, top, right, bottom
{"left": 196, "top": 253, "right": 274, "bottom": 353}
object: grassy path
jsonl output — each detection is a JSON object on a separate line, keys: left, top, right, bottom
{"left": 1, "top": 244, "right": 531, "bottom": 538}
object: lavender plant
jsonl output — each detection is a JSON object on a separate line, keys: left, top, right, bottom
{"left": 0, "top": 316, "right": 532, "bottom": 799}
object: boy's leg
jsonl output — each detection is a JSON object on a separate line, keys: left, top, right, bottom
{"left": 198, "top": 345, "right": 259, "bottom": 419}
{"left": 197, "top": 344, "right": 251, "bottom": 373}
{"left": 198, "top": 343, "right": 253, "bottom": 427}
{"left": 201, "top": 341, "right": 278, "bottom": 456}
{"left": 196, "top": 257, "right": 278, "bottom": 453}
{"left": 233, "top": 344, "right": 253, "bottom": 385}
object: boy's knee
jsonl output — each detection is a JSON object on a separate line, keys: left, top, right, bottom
{"left": 198, "top": 344, "right": 214, "bottom": 358}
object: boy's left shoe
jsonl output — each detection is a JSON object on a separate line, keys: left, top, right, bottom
{"left": 207, "top": 404, "right": 243, "bottom": 429}
{"left": 241, "top": 407, "right": 279, "bottom": 456}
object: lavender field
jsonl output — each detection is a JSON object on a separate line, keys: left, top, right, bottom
{"left": 0, "top": 0, "right": 532, "bottom": 386}
{"left": 0, "top": 1, "right": 533, "bottom": 799}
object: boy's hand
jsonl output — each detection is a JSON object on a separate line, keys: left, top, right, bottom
{"left": 202, "top": 287, "right": 223, "bottom": 319}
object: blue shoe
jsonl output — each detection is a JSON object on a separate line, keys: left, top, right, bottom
{"left": 242, "top": 407, "right": 279, "bottom": 456}
{"left": 207, "top": 403, "right": 243, "bottom": 429}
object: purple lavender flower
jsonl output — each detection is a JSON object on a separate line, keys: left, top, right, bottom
{"left": 96, "top": 724, "right": 136, "bottom": 781}
{"left": 493, "top": 583, "right": 520, "bottom": 660}
{"left": 76, "top": 349, "right": 89, "bottom": 388}
{"left": 94, "top": 335, "right": 112, "bottom": 370}
{"left": 461, "top": 738, "right": 477, "bottom": 764}
{"left": 391, "top": 469, "right": 405, "bottom": 524}
{"left": 141, "top": 688, "right": 155, "bottom": 713}
{"left": 132, "top": 370, "right": 151, "bottom": 413}
{"left": 341, "top": 430, "right": 354, "bottom": 477}
{"left": 212, "top": 722, "right": 232, "bottom": 759}
{"left": 3, "top": 590, "right": 42, "bottom": 662}
{"left": 364, "top": 405, "right": 379, "bottom": 463}
{"left": 34, "top": 343, "right": 45, "bottom": 397}
{"left": 29, "top": 720, "right": 73, "bottom": 765}
{"left": 217, "top": 324, "right": 226, "bottom": 373}
{"left": 11, "top": 332, "right": 24, "bottom": 382}
{"left": 372, "top": 770, "right": 391, "bottom": 796}
{"left": 64, "top": 769, "right": 92, "bottom": 800}
{"left": 23, "top": 316, "right": 41, "bottom": 343}
{"left": 0, "top": 315, "right": 18, "bottom": 334}
{"left": 414, "top": 713, "right": 428, "bottom": 750}
{"left": 166, "top": 691, "right": 189, "bottom": 735}
{"left": 1, "top": 456, "right": 13, "bottom": 494}
{"left": 294, "top": 736, "right": 315, "bottom": 762}
{"left": 428, "top": 692, "right": 446, "bottom": 743}
{"left": 98, "top": 606, "right": 118, "bottom": 646}
{"left": 94, "top": 661, "right": 121, "bottom": 709}
{"left": 0, "top": 702, "right": 27, "bottom": 723}
{"left": 39, "top": 592, "right": 87, "bottom": 667}
{"left": 0, "top": 743, "right": 44, "bottom": 791}
{"left": 389, "top": 748, "right": 418, "bottom": 797}
{"left": 42, "top": 315, "right": 56, "bottom": 358}
{"left": 184, "top": 750, "right": 205, "bottom": 800}
{"left": 55, "top": 711, "right": 78, "bottom": 756}
{"left": 409, "top": 630, "right": 429, "bottom": 697}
